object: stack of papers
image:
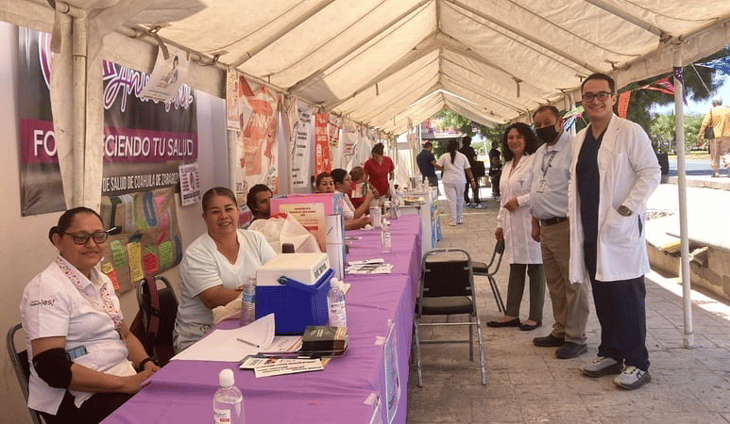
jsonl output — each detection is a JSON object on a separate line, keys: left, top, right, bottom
{"left": 346, "top": 258, "right": 393, "bottom": 274}
{"left": 239, "top": 355, "right": 323, "bottom": 378}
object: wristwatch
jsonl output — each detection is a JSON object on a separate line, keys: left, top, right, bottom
{"left": 617, "top": 205, "right": 633, "bottom": 216}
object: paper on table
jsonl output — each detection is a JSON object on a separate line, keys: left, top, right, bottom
{"left": 170, "top": 313, "right": 276, "bottom": 362}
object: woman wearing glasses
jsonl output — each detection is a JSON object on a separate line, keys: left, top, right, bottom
{"left": 20, "top": 207, "right": 159, "bottom": 424}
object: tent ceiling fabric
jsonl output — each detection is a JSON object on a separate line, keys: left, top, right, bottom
{"left": 5, "top": 0, "right": 730, "bottom": 135}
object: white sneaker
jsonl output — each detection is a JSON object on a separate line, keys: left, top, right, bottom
{"left": 581, "top": 356, "right": 623, "bottom": 378}
{"left": 448, "top": 221, "right": 457, "bottom": 226}
{"left": 457, "top": 220, "right": 463, "bottom": 225}
{"left": 613, "top": 365, "right": 651, "bottom": 390}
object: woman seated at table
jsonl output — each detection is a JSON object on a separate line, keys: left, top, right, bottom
{"left": 20, "top": 207, "right": 160, "bottom": 424}
{"left": 315, "top": 171, "right": 371, "bottom": 230}
{"left": 174, "top": 187, "right": 277, "bottom": 352}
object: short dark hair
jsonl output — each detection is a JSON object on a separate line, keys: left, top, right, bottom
{"left": 350, "top": 166, "right": 364, "bottom": 181}
{"left": 202, "top": 187, "right": 236, "bottom": 214}
{"left": 532, "top": 105, "right": 561, "bottom": 121}
{"left": 461, "top": 136, "right": 471, "bottom": 146}
{"left": 371, "top": 143, "right": 385, "bottom": 156}
{"left": 49, "top": 207, "right": 103, "bottom": 244}
{"left": 581, "top": 73, "right": 615, "bottom": 94}
{"left": 330, "top": 168, "right": 349, "bottom": 185}
{"left": 501, "top": 122, "right": 540, "bottom": 162}
{"left": 423, "top": 141, "right": 432, "bottom": 149}
{"left": 246, "top": 184, "right": 272, "bottom": 213}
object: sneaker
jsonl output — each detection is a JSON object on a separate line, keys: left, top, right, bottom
{"left": 581, "top": 356, "right": 623, "bottom": 378}
{"left": 613, "top": 365, "right": 651, "bottom": 390}
{"left": 456, "top": 220, "right": 463, "bottom": 225}
{"left": 465, "top": 202, "right": 472, "bottom": 208}
{"left": 448, "top": 221, "right": 457, "bottom": 226}
{"left": 533, "top": 334, "right": 564, "bottom": 347}
{"left": 555, "top": 342, "right": 588, "bottom": 359}
{"left": 475, "top": 203, "right": 487, "bottom": 209}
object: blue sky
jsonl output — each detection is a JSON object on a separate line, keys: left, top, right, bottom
{"left": 650, "top": 72, "right": 730, "bottom": 116}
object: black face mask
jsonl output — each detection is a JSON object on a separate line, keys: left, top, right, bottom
{"left": 535, "top": 125, "right": 559, "bottom": 144}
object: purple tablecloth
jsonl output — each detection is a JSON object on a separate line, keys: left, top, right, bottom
{"left": 103, "top": 214, "right": 422, "bottom": 424}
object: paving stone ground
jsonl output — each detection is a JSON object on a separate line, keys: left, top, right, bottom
{"left": 407, "top": 182, "right": 730, "bottom": 424}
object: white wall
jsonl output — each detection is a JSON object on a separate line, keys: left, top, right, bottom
{"left": 0, "top": 21, "right": 228, "bottom": 423}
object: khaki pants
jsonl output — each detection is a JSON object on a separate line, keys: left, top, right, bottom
{"left": 539, "top": 219, "right": 590, "bottom": 344}
{"left": 709, "top": 137, "right": 730, "bottom": 174}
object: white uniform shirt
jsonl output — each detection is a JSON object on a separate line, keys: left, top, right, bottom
{"left": 338, "top": 190, "right": 356, "bottom": 220}
{"left": 530, "top": 131, "right": 573, "bottom": 220}
{"left": 174, "top": 229, "right": 276, "bottom": 352}
{"left": 437, "top": 151, "right": 471, "bottom": 185}
{"left": 497, "top": 154, "right": 542, "bottom": 264}
{"left": 20, "top": 256, "right": 136, "bottom": 415}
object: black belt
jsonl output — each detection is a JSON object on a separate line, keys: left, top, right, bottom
{"left": 539, "top": 216, "right": 568, "bottom": 226}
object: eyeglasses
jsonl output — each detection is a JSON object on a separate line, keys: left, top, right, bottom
{"left": 582, "top": 91, "right": 613, "bottom": 102}
{"left": 63, "top": 231, "right": 109, "bottom": 245}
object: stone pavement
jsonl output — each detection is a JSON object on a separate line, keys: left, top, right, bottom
{"left": 406, "top": 184, "right": 730, "bottom": 423}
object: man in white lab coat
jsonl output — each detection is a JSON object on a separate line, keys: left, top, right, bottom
{"left": 568, "top": 73, "right": 660, "bottom": 390}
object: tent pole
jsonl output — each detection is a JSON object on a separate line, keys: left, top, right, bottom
{"left": 72, "top": 11, "right": 88, "bottom": 207}
{"left": 673, "top": 46, "right": 694, "bottom": 348}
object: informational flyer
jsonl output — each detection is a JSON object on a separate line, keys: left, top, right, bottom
{"left": 139, "top": 45, "right": 190, "bottom": 103}
{"left": 178, "top": 162, "right": 201, "bottom": 206}
{"left": 384, "top": 322, "right": 400, "bottom": 423}
{"left": 291, "top": 101, "right": 313, "bottom": 190}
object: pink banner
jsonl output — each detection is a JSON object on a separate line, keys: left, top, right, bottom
{"left": 103, "top": 126, "right": 197, "bottom": 163}
{"left": 315, "top": 113, "right": 331, "bottom": 175}
{"left": 19, "top": 119, "right": 56, "bottom": 164}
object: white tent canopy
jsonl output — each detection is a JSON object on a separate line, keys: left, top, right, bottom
{"left": 3, "top": 0, "right": 730, "bottom": 137}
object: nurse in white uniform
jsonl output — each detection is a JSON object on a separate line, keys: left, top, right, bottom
{"left": 174, "top": 187, "right": 276, "bottom": 352}
{"left": 21, "top": 207, "right": 159, "bottom": 424}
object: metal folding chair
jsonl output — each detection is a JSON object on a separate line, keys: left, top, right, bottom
{"left": 472, "top": 239, "right": 506, "bottom": 313}
{"left": 6, "top": 323, "right": 45, "bottom": 424}
{"left": 413, "top": 248, "right": 487, "bottom": 387}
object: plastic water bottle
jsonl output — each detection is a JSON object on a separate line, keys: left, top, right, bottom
{"left": 327, "top": 278, "right": 348, "bottom": 328}
{"left": 213, "top": 368, "right": 244, "bottom": 424}
{"left": 381, "top": 219, "right": 392, "bottom": 253}
{"left": 240, "top": 276, "right": 256, "bottom": 326}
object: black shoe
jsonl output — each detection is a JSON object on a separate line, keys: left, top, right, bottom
{"left": 487, "top": 318, "right": 521, "bottom": 328}
{"left": 555, "top": 342, "right": 588, "bottom": 359}
{"left": 533, "top": 334, "right": 565, "bottom": 347}
{"left": 519, "top": 321, "right": 541, "bottom": 331}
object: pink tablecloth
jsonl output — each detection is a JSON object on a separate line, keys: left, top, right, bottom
{"left": 103, "top": 214, "right": 422, "bottom": 424}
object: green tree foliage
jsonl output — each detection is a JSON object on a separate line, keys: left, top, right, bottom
{"left": 649, "top": 113, "right": 704, "bottom": 153}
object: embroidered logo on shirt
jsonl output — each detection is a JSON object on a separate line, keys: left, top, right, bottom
{"left": 29, "top": 299, "right": 55, "bottom": 307}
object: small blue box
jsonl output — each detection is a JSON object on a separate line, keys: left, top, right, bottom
{"left": 256, "top": 268, "right": 334, "bottom": 335}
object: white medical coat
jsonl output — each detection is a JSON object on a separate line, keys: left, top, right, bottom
{"left": 568, "top": 114, "right": 660, "bottom": 283}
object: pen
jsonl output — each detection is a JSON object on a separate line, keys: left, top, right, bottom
{"left": 237, "top": 338, "right": 260, "bottom": 348}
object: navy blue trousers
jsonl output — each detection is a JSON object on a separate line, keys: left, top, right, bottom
{"left": 590, "top": 276, "right": 650, "bottom": 371}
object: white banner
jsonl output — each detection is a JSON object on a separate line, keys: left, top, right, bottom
{"left": 291, "top": 102, "right": 313, "bottom": 190}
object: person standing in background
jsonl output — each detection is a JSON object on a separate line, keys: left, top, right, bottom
{"left": 697, "top": 97, "right": 730, "bottom": 177}
{"left": 460, "top": 136, "right": 484, "bottom": 208}
{"left": 436, "top": 139, "right": 477, "bottom": 226}
{"left": 489, "top": 144, "right": 502, "bottom": 200}
{"left": 529, "top": 105, "right": 590, "bottom": 359}
{"left": 416, "top": 141, "right": 439, "bottom": 191}
{"left": 572, "top": 73, "right": 659, "bottom": 390}
{"left": 363, "top": 143, "right": 395, "bottom": 197}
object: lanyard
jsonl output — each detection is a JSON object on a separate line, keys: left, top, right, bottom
{"left": 540, "top": 150, "right": 558, "bottom": 180}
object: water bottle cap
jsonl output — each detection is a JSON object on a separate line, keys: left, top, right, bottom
{"left": 219, "top": 368, "right": 235, "bottom": 387}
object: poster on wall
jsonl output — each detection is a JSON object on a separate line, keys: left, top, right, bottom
{"left": 17, "top": 27, "right": 66, "bottom": 215}
{"left": 102, "top": 60, "right": 198, "bottom": 196}
{"left": 314, "top": 113, "right": 331, "bottom": 176}
{"left": 99, "top": 187, "right": 182, "bottom": 294}
{"left": 139, "top": 45, "right": 191, "bottom": 103}
{"left": 16, "top": 28, "right": 198, "bottom": 215}
{"left": 291, "top": 101, "right": 313, "bottom": 190}
{"left": 179, "top": 162, "right": 201, "bottom": 207}
{"left": 227, "top": 71, "right": 280, "bottom": 203}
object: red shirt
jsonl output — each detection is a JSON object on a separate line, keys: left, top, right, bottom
{"left": 348, "top": 181, "right": 365, "bottom": 209}
{"left": 364, "top": 156, "right": 394, "bottom": 196}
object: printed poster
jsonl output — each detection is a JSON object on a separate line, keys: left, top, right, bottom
{"left": 227, "top": 71, "right": 279, "bottom": 203}
{"left": 17, "top": 28, "right": 198, "bottom": 215}
{"left": 179, "top": 162, "right": 201, "bottom": 207}
{"left": 291, "top": 101, "right": 313, "bottom": 190}
{"left": 99, "top": 187, "right": 182, "bottom": 293}
{"left": 315, "top": 113, "right": 331, "bottom": 176}
{"left": 384, "top": 322, "right": 400, "bottom": 423}
{"left": 139, "top": 45, "right": 190, "bottom": 103}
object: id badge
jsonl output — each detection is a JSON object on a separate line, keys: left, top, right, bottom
{"left": 536, "top": 179, "right": 546, "bottom": 193}
{"left": 66, "top": 345, "right": 88, "bottom": 361}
